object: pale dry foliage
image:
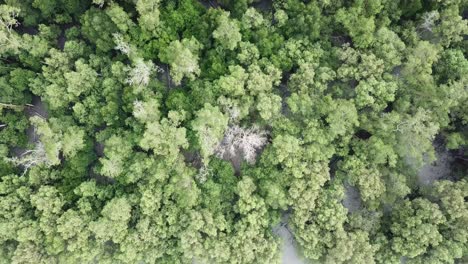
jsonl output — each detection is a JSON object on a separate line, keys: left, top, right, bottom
{"left": 226, "top": 105, "right": 241, "bottom": 123}
{"left": 126, "top": 59, "right": 153, "bottom": 87}
{"left": 113, "top": 33, "right": 132, "bottom": 55}
{"left": 0, "top": 6, "right": 19, "bottom": 33}
{"left": 419, "top": 11, "right": 439, "bottom": 32}
{"left": 215, "top": 125, "right": 268, "bottom": 164}
{"left": 132, "top": 100, "right": 146, "bottom": 118}
{"left": 92, "top": 0, "right": 105, "bottom": 8}
{"left": 196, "top": 166, "right": 212, "bottom": 183}
{"left": 126, "top": 59, "right": 162, "bottom": 88}
{"left": 0, "top": 5, "right": 21, "bottom": 52}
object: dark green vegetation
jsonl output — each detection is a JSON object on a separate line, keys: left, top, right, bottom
{"left": 0, "top": 0, "right": 467, "bottom": 263}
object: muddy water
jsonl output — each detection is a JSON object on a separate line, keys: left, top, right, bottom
{"left": 417, "top": 144, "right": 454, "bottom": 185}
{"left": 274, "top": 224, "right": 306, "bottom": 264}
{"left": 342, "top": 184, "right": 362, "bottom": 213}
{"left": 273, "top": 213, "right": 307, "bottom": 264}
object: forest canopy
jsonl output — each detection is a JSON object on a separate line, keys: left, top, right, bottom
{"left": 0, "top": 0, "right": 467, "bottom": 263}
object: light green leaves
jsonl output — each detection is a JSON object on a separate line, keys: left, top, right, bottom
{"left": 0, "top": 5, "right": 21, "bottom": 55}
{"left": 213, "top": 11, "right": 241, "bottom": 50}
{"left": 256, "top": 93, "right": 281, "bottom": 121}
{"left": 99, "top": 134, "right": 133, "bottom": 178}
{"left": 89, "top": 197, "right": 132, "bottom": 243}
{"left": 26, "top": 116, "right": 85, "bottom": 167}
{"left": 395, "top": 108, "right": 439, "bottom": 168}
{"left": 160, "top": 37, "right": 202, "bottom": 85}
{"left": 192, "top": 104, "right": 229, "bottom": 165}
{"left": 390, "top": 198, "right": 445, "bottom": 258}
{"left": 64, "top": 59, "right": 97, "bottom": 98}
{"left": 217, "top": 65, "right": 248, "bottom": 96}
{"left": 136, "top": 0, "right": 161, "bottom": 34}
{"left": 139, "top": 117, "right": 188, "bottom": 162}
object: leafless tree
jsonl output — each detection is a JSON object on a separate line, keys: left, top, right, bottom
{"left": 125, "top": 58, "right": 163, "bottom": 90}
{"left": 6, "top": 142, "right": 49, "bottom": 175}
{"left": 419, "top": 11, "right": 439, "bottom": 33}
{"left": 215, "top": 125, "right": 268, "bottom": 165}
{"left": 113, "top": 33, "right": 132, "bottom": 55}
{"left": 126, "top": 59, "right": 156, "bottom": 87}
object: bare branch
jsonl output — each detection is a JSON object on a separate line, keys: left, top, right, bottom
{"left": 0, "top": 102, "right": 24, "bottom": 110}
{"left": 215, "top": 125, "right": 268, "bottom": 165}
{"left": 6, "top": 141, "right": 50, "bottom": 175}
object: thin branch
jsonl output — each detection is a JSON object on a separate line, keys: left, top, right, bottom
{"left": 30, "top": 111, "right": 46, "bottom": 119}
{"left": 166, "top": 64, "right": 171, "bottom": 90}
{"left": 455, "top": 156, "right": 468, "bottom": 162}
{"left": 0, "top": 102, "right": 24, "bottom": 109}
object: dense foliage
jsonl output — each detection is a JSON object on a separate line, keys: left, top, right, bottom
{"left": 0, "top": 0, "right": 467, "bottom": 263}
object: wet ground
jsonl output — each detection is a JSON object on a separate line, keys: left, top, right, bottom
{"left": 11, "top": 96, "right": 48, "bottom": 157}
{"left": 417, "top": 143, "right": 455, "bottom": 185}
{"left": 342, "top": 184, "right": 362, "bottom": 213}
{"left": 273, "top": 215, "right": 306, "bottom": 264}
